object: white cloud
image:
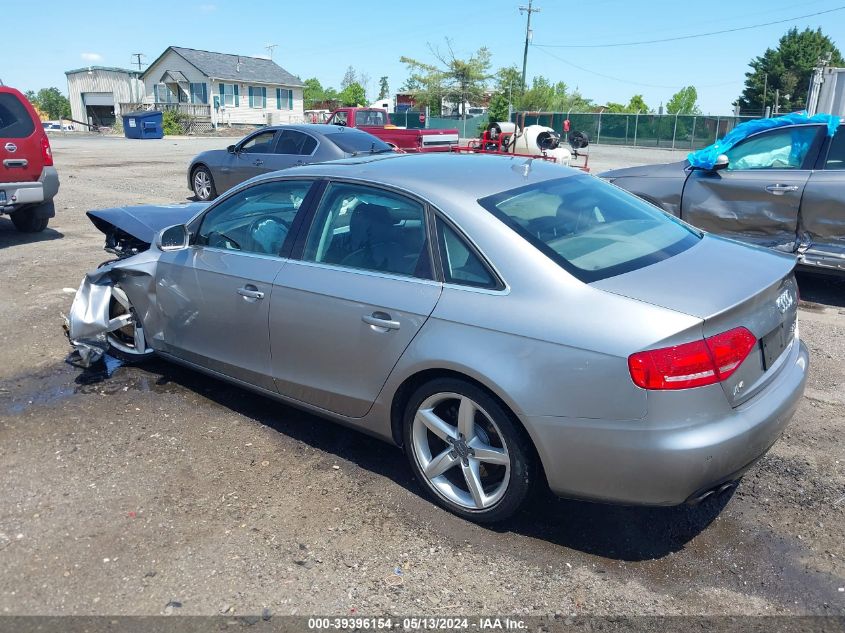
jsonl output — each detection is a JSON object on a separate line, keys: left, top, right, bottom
{"left": 199, "top": 3, "right": 217, "bottom": 11}
{"left": 80, "top": 52, "right": 102, "bottom": 62}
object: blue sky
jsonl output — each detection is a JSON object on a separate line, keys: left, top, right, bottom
{"left": 2, "top": 0, "right": 844, "bottom": 114}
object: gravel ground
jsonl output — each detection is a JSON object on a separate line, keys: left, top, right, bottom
{"left": 0, "top": 136, "right": 843, "bottom": 618}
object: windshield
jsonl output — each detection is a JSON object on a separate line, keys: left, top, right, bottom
{"left": 478, "top": 174, "right": 700, "bottom": 282}
{"left": 325, "top": 131, "right": 393, "bottom": 155}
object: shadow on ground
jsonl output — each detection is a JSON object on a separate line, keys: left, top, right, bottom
{"left": 70, "top": 356, "right": 732, "bottom": 562}
{"left": 796, "top": 271, "right": 845, "bottom": 308}
{"left": 0, "top": 220, "right": 63, "bottom": 247}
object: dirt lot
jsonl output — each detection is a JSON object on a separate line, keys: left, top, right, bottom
{"left": 0, "top": 136, "right": 843, "bottom": 618}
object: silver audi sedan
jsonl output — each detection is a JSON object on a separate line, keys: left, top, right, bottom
{"left": 68, "top": 153, "right": 808, "bottom": 523}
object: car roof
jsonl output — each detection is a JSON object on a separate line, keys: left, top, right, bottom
{"left": 270, "top": 152, "right": 581, "bottom": 207}
{"left": 257, "top": 124, "right": 374, "bottom": 137}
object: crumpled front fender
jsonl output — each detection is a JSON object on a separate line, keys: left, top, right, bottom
{"left": 66, "top": 250, "right": 161, "bottom": 366}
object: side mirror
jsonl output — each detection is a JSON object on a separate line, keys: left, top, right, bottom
{"left": 712, "top": 154, "right": 729, "bottom": 171}
{"left": 156, "top": 224, "right": 190, "bottom": 252}
{"left": 227, "top": 144, "right": 236, "bottom": 154}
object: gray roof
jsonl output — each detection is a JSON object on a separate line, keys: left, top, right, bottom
{"left": 65, "top": 66, "right": 141, "bottom": 77}
{"left": 144, "top": 46, "right": 302, "bottom": 87}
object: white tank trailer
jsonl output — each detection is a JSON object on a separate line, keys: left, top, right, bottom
{"left": 486, "top": 122, "right": 572, "bottom": 165}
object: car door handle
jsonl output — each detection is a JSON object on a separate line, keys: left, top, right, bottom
{"left": 237, "top": 285, "right": 265, "bottom": 300}
{"left": 766, "top": 184, "right": 799, "bottom": 195}
{"left": 3, "top": 159, "right": 27, "bottom": 169}
{"left": 253, "top": 159, "right": 264, "bottom": 166}
{"left": 362, "top": 312, "right": 400, "bottom": 331}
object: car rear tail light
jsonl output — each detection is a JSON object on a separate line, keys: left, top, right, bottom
{"left": 41, "top": 135, "right": 53, "bottom": 166}
{"left": 628, "top": 327, "right": 756, "bottom": 390}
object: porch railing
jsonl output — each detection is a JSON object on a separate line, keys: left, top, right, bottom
{"left": 119, "top": 102, "right": 212, "bottom": 119}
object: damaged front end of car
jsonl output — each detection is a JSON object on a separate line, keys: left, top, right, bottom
{"left": 66, "top": 202, "right": 202, "bottom": 366}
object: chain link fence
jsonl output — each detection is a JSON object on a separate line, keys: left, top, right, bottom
{"left": 511, "top": 112, "right": 761, "bottom": 150}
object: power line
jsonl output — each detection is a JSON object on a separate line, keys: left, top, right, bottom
{"left": 131, "top": 53, "right": 145, "bottom": 71}
{"left": 532, "top": 45, "right": 742, "bottom": 90}
{"left": 533, "top": 5, "right": 845, "bottom": 48}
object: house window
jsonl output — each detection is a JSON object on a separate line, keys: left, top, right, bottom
{"left": 154, "top": 83, "right": 175, "bottom": 104}
{"left": 219, "top": 83, "right": 237, "bottom": 107}
{"left": 276, "top": 88, "right": 293, "bottom": 111}
{"left": 249, "top": 86, "right": 267, "bottom": 109}
{"left": 189, "top": 82, "right": 208, "bottom": 105}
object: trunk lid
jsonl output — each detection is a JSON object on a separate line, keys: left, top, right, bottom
{"left": 593, "top": 234, "right": 799, "bottom": 406}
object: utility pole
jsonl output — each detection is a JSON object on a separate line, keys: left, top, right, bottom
{"left": 265, "top": 44, "right": 279, "bottom": 61}
{"left": 519, "top": 0, "right": 540, "bottom": 90}
{"left": 131, "top": 53, "right": 145, "bottom": 71}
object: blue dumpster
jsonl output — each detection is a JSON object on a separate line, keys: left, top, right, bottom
{"left": 122, "top": 110, "right": 164, "bottom": 139}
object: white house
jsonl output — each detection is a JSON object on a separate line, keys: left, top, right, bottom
{"left": 140, "top": 46, "right": 304, "bottom": 126}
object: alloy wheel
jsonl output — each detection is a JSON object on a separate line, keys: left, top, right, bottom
{"left": 193, "top": 169, "right": 212, "bottom": 200}
{"left": 106, "top": 287, "right": 151, "bottom": 356}
{"left": 411, "top": 392, "right": 511, "bottom": 511}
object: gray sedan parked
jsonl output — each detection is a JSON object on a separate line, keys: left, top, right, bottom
{"left": 600, "top": 121, "right": 845, "bottom": 275}
{"left": 69, "top": 154, "right": 808, "bottom": 522}
{"left": 188, "top": 124, "right": 393, "bottom": 201}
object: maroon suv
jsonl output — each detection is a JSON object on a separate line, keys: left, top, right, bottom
{"left": 0, "top": 86, "right": 59, "bottom": 232}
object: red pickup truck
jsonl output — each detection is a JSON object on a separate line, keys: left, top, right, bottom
{"left": 325, "top": 108, "right": 459, "bottom": 152}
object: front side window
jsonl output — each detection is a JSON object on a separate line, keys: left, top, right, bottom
{"left": 303, "top": 183, "right": 431, "bottom": 279}
{"left": 478, "top": 174, "right": 700, "bottom": 283}
{"left": 725, "top": 125, "right": 820, "bottom": 170}
{"left": 239, "top": 130, "right": 276, "bottom": 154}
{"left": 825, "top": 126, "right": 845, "bottom": 170}
{"left": 196, "top": 180, "right": 313, "bottom": 255}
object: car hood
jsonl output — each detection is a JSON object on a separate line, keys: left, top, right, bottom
{"left": 599, "top": 160, "right": 689, "bottom": 180}
{"left": 86, "top": 202, "right": 209, "bottom": 244}
{"left": 592, "top": 234, "right": 796, "bottom": 319}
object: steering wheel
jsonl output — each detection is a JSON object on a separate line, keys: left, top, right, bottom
{"left": 248, "top": 215, "right": 290, "bottom": 254}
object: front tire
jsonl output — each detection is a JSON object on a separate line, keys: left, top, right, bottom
{"left": 403, "top": 378, "right": 536, "bottom": 523}
{"left": 106, "top": 286, "right": 154, "bottom": 363}
{"left": 192, "top": 165, "right": 217, "bottom": 201}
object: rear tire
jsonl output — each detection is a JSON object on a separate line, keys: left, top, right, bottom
{"left": 192, "top": 165, "right": 217, "bottom": 201}
{"left": 10, "top": 207, "right": 49, "bottom": 232}
{"left": 403, "top": 377, "right": 536, "bottom": 523}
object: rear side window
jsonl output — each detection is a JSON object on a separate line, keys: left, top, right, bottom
{"left": 323, "top": 131, "right": 392, "bottom": 155}
{"left": 478, "top": 174, "right": 700, "bottom": 283}
{"left": 436, "top": 217, "right": 498, "bottom": 289}
{"left": 0, "top": 93, "right": 35, "bottom": 139}
{"left": 825, "top": 127, "right": 845, "bottom": 170}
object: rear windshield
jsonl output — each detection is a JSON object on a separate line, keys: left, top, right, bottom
{"left": 478, "top": 174, "right": 700, "bottom": 282}
{"left": 0, "top": 93, "right": 35, "bottom": 139}
{"left": 324, "top": 131, "right": 392, "bottom": 155}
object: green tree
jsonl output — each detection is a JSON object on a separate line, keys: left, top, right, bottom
{"left": 24, "top": 90, "right": 37, "bottom": 105}
{"left": 736, "top": 28, "right": 843, "bottom": 114}
{"left": 666, "top": 86, "right": 700, "bottom": 115}
{"left": 377, "top": 76, "right": 390, "bottom": 100}
{"left": 37, "top": 88, "right": 71, "bottom": 118}
{"left": 627, "top": 94, "right": 649, "bottom": 113}
{"left": 401, "top": 40, "right": 492, "bottom": 116}
{"left": 338, "top": 82, "right": 366, "bottom": 106}
{"left": 303, "top": 77, "right": 339, "bottom": 108}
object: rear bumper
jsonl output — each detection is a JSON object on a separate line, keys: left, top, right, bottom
{"left": 524, "top": 339, "right": 809, "bottom": 506}
{"left": 0, "top": 167, "right": 59, "bottom": 213}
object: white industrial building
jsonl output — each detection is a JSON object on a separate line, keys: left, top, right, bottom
{"left": 65, "top": 66, "right": 144, "bottom": 127}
